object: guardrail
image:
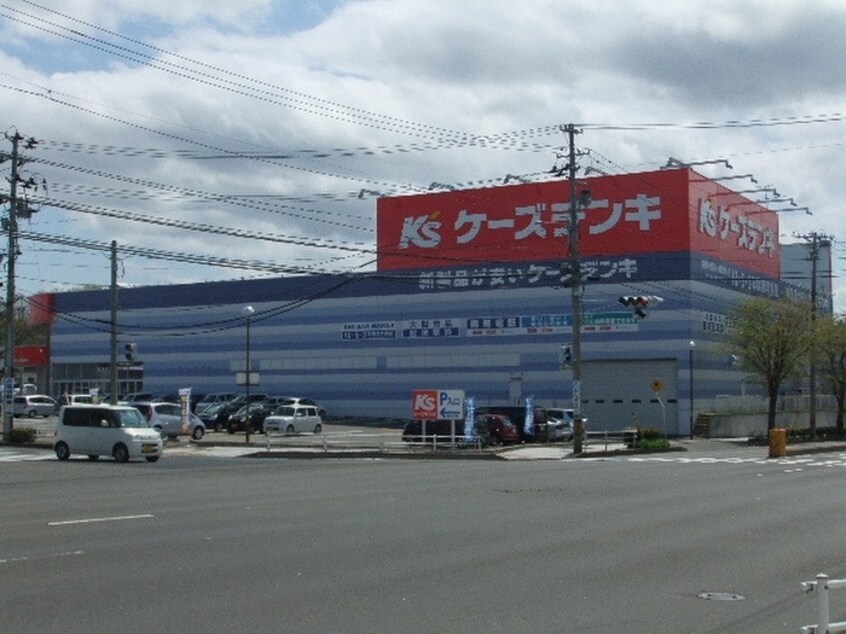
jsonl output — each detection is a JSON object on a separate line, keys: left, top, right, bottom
{"left": 801, "top": 573, "right": 846, "bottom": 633}
{"left": 584, "top": 429, "right": 636, "bottom": 452}
{"left": 398, "top": 433, "right": 485, "bottom": 451}
{"left": 264, "top": 429, "right": 395, "bottom": 454}
{"left": 262, "top": 430, "right": 484, "bottom": 454}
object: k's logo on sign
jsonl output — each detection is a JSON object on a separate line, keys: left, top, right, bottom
{"left": 415, "top": 393, "right": 436, "bottom": 412}
{"left": 412, "top": 390, "right": 439, "bottom": 419}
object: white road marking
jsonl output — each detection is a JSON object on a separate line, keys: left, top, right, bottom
{"left": 0, "top": 449, "right": 54, "bottom": 462}
{"left": 0, "top": 550, "right": 84, "bottom": 564}
{"left": 48, "top": 514, "right": 154, "bottom": 527}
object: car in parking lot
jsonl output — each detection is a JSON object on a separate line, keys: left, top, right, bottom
{"left": 61, "top": 393, "right": 96, "bottom": 405}
{"left": 263, "top": 404, "right": 323, "bottom": 434}
{"left": 273, "top": 396, "right": 326, "bottom": 417}
{"left": 53, "top": 404, "right": 163, "bottom": 462}
{"left": 121, "top": 392, "right": 157, "bottom": 404}
{"left": 132, "top": 401, "right": 205, "bottom": 440}
{"left": 226, "top": 402, "right": 272, "bottom": 435}
{"left": 478, "top": 413, "right": 520, "bottom": 445}
{"left": 194, "top": 392, "right": 238, "bottom": 415}
{"left": 401, "top": 419, "right": 483, "bottom": 444}
{"left": 13, "top": 394, "right": 58, "bottom": 418}
{"left": 197, "top": 402, "right": 231, "bottom": 432}
{"left": 544, "top": 408, "right": 578, "bottom": 441}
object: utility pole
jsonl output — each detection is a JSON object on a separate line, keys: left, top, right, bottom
{"left": 2, "top": 133, "right": 19, "bottom": 441}
{"left": 563, "top": 124, "right": 590, "bottom": 454}
{"left": 110, "top": 240, "right": 118, "bottom": 404}
{"left": 2, "top": 130, "right": 39, "bottom": 440}
{"left": 796, "top": 231, "right": 832, "bottom": 440}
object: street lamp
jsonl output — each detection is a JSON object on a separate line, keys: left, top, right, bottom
{"left": 689, "top": 340, "right": 696, "bottom": 439}
{"left": 242, "top": 305, "right": 255, "bottom": 443}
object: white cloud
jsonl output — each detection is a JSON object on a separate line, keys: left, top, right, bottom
{"left": 0, "top": 0, "right": 844, "bottom": 306}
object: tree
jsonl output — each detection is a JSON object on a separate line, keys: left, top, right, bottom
{"left": 815, "top": 314, "right": 846, "bottom": 437}
{"left": 726, "top": 297, "right": 814, "bottom": 431}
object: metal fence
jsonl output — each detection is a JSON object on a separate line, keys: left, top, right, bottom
{"left": 584, "top": 429, "right": 636, "bottom": 452}
{"left": 262, "top": 429, "right": 485, "bottom": 454}
{"left": 801, "top": 573, "right": 846, "bottom": 633}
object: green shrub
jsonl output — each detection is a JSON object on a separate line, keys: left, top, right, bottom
{"left": 637, "top": 438, "right": 671, "bottom": 451}
{"left": 8, "top": 427, "right": 36, "bottom": 444}
{"left": 637, "top": 426, "right": 665, "bottom": 441}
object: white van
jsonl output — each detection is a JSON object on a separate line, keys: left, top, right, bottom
{"left": 53, "top": 404, "right": 163, "bottom": 462}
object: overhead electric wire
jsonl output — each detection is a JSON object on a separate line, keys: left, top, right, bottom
{"left": 29, "top": 157, "right": 374, "bottom": 234}
{"left": 20, "top": 230, "right": 341, "bottom": 276}
{"left": 1, "top": 2, "right": 498, "bottom": 149}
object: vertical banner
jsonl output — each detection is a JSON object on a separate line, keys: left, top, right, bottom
{"left": 524, "top": 395, "right": 534, "bottom": 436}
{"left": 464, "top": 395, "right": 476, "bottom": 443}
{"left": 179, "top": 388, "right": 191, "bottom": 431}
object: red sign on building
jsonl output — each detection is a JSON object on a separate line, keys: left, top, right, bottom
{"left": 376, "top": 169, "right": 779, "bottom": 278}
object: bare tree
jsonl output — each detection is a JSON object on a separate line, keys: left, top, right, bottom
{"left": 726, "top": 297, "right": 813, "bottom": 431}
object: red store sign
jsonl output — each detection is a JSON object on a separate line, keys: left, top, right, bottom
{"left": 376, "top": 168, "right": 779, "bottom": 278}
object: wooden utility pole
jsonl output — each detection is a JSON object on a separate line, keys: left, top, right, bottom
{"left": 564, "top": 124, "right": 590, "bottom": 454}
{"left": 110, "top": 240, "right": 119, "bottom": 404}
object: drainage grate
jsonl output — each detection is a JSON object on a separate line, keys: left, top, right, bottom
{"left": 698, "top": 592, "right": 746, "bottom": 601}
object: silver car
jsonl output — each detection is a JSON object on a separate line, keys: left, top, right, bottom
{"left": 545, "top": 408, "right": 576, "bottom": 441}
{"left": 263, "top": 404, "right": 323, "bottom": 434}
{"left": 13, "top": 394, "right": 58, "bottom": 418}
{"left": 133, "top": 401, "right": 205, "bottom": 440}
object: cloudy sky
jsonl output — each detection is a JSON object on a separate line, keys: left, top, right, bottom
{"left": 0, "top": 0, "right": 844, "bottom": 307}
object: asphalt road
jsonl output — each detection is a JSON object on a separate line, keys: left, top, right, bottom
{"left": 1, "top": 447, "right": 845, "bottom": 633}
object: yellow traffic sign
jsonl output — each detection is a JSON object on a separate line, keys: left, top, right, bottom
{"left": 651, "top": 378, "right": 664, "bottom": 392}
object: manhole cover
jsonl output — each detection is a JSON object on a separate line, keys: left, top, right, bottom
{"left": 698, "top": 592, "right": 745, "bottom": 601}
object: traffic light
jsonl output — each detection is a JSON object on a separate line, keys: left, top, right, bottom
{"left": 618, "top": 295, "right": 663, "bottom": 319}
{"left": 125, "top": 342, "right": 137, "bottom": 361}
{"left": 560, "top": 343, "right": 572, "bottom": 367}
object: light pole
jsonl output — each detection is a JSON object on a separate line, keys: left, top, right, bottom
{"left": 689, "top": 340, "right": 695, "bottom": 439}
{"left": 242, "top": 305, "right": 254, "bottom": 443}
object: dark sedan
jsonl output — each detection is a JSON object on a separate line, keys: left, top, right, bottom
{"left": 197, "top": 402, "right": 231, "bottom": 432}
{"left": 226, "top": 402, "right": 272, "bottom": 434}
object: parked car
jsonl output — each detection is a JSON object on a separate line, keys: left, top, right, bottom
{"left": 274, "top": 396, "right": 326, "bottom": 417}
{"left": 224, "top": 393, "right": 269, "bottom": 413}
{"left": 475, "top": 405, "right": 547, "bottom": 442}
{"left": 132, "top": 401, "right": 205, "bottom": 440}
{"left": 478, "top": 413, "right": 521, "bottom": 445}
{"left": 194, "top": 392, "right": 238, "bottom": 415}
{"left": 53, "top": 404, "right": 163, "bottom": 462}
{"left": 121, "top": 392, "right": 156, "bottom": 404}
{"left": 13, "top": 394, "right": 58, "bottom": 418}
{"left": 227, "top": 402, "right": 272, "bottom": 435}
{"left": 61, "top": 393, "right": 95, "bottom": 405}
{"left": 544, "top": 408, "right": 577, "bottom": 441}
{"left": 197, "top": 402, "right": 231, "bottom": 432}
{"left": 401, "top": 419, "right": 480, "bottom": 444}
{"left": 263, "top": 404, "right": 323, "bottom": 434}
{"left": 159, "top": 392, "right": 206, "bottom": 412}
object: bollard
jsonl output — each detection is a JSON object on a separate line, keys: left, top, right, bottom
{"left": 768, "top": 427, "right": 787, "bottom": 458}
